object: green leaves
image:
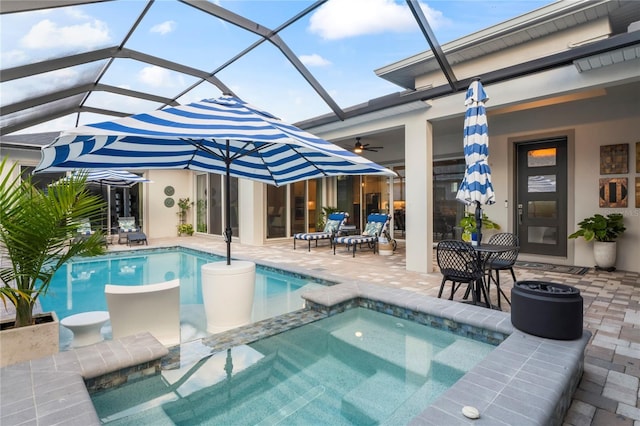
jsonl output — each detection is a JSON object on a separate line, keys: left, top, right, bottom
{"left": 568, "top": 213, "right": 626, "bottom": 242}
{"left": 0, "top": 160, "right": 107, "bottom": 327}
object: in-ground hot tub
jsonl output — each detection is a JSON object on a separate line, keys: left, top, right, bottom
{"left": 511, "top": 280, "right": 583, "bottom": 340}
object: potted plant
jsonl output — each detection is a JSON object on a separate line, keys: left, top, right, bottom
{"left": 177, "top": 223, "right": 195, "bottom": 236}
{"left": 569, "top": 213, "right": 625, "bottom": 270}
{"left": 316, "top": 206, "right": 340, "bottom": 230}
{"left": 459, "top": 212, "right": 501, "bottom": 243}
{"left": 177, "top": 197, "right": 193, "bottom": 225}
{"left": 0, "top": 160, "right": 107, "bottom": 366}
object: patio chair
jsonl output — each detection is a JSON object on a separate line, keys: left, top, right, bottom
{"left": 105, "top": 279, "right": 181, "bottom": 346}
{"left": 436, "top": 240, "right": 485, "bottom": 304}
{"left": 333, "top": 213, "right": 390, "bottom": 257}
{"left": 293, "top": 212, "right": 349, "bottom": 252}
{"left": 485, "top": 232, "right": 519, "bottom": 308}
{"left": 117, "top": 216, "right": 147, "bottom": 245}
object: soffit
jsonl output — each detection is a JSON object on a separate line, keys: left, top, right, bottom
{"left": 377, "top": 0, "right": 640, "bottom": 90}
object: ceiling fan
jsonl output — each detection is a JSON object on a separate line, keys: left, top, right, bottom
{"left": 352, "top": 137, "right": 383, "bottom": 153}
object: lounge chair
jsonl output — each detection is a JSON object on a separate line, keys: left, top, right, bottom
{"left": 117, "top": 216, "right": 147, "bottom": 245}
{"left": 105, "top": 279, "right": 181, "bottom": 346}
{"left": 73, "top": 218, "right": 107, "bottom": 247}
{"left": 333, "top": 213, "right": 391, "bottom": 257}
{"left": 293, "top": 212, "right": 349, "bottom": 252}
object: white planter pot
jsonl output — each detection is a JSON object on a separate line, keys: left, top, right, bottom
{"left": 201, "top": 261, "right": 256, "bottom": 334}
{"left": 0, "top": 312, "right": 59, "bottom": 367}
{"left": 593, "top": 241, "right": 617, "bottom": 270}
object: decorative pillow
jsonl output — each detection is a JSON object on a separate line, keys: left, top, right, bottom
{"left": 324, "top": 219, "right": 341, "bottom": 233}
{"left": 363, "top": 221, "right": 383, "bottom": 236}
{"left": 119, "top": 219, "right": 135, "bottom": 230}
{"left": 77, "top": 222, "right": 92, "bottom": 235}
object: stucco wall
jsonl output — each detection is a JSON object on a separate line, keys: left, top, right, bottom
{"left": 485, "top": 108, "right": 638, "bottom": 272}
{"left": 145, "top": 170, "right": 193, "bottom": 239}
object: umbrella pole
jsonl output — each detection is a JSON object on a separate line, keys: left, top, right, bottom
{"left": 475, "top": 201, "right": 482, "bottom": 246}
{"left": 225, "top": 140, "right": 232, "bottom": 265}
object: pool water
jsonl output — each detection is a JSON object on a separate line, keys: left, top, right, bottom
{"left": 41, "top": 247, "right": 327, "bottom": 346}
{"left": 92, "top": 308, "right": 495, "bottom": 425}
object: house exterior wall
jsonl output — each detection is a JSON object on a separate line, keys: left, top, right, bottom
{"left": 423, "top": 60, "right": 640, "bottom": 272}
{"left": 145, "top": 170, "right": 193, "bottom": 239}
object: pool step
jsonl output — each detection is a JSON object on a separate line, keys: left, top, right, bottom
{"left": 341, "top": 370, "right": 417, "bottom": 425}
{"left": 430, "top": 339, "right": 494, "bottom": 382}
{"left": 328, "top": 327, "right": 430, "bottom": 384}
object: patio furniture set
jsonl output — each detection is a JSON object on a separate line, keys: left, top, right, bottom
{"left": 293, "top": 212, "right": 395, "bottom": 257}
{"left": 436, "top": 233, "right": 520, "bottom": 311}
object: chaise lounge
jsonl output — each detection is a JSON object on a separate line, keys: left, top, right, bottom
{"left": 333, "top": 213, "right": 391, "bottom": 257}
{"left": 117, "top": 216, "right": 147, "bottom": 245}
{"left": 293, "top": 211, "right": 349, "bottom": 252}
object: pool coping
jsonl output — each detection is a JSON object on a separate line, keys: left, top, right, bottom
{"left": 0, "top": 246, "right": 590, "bottom": 425}
{"left": 301, "top": 282, "right": 591, "bottom": 426}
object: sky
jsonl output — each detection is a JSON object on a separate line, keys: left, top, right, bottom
{"left": 1, "top": 0, "right": 555, "bottom": 135}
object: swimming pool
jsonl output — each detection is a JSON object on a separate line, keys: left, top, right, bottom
{"left": 92, "top": 307, "right": 495, "bottom": 425}
{"left": 42, "top": 247, "right": 330, "bottom": 346}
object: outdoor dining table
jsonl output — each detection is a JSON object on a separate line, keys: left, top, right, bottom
{"left": 469, "top": 243, "right": 518, "bottom": 309}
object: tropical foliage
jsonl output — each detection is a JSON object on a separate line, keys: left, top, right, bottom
{"left": 316, "top": 206, "right": 340, "bottom": 230}
{"left": 459, "top": 212, "right": 500, "bottom": 242}
{"left": 569, "top": 213, "right": 625, "bottom": 242}
{"left": 0, "top": 159, "right": 106, "bottom": 328}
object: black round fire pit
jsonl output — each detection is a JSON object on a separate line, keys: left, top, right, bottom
{"left": 511, "top": 281, "right": 583, "bottom": 340}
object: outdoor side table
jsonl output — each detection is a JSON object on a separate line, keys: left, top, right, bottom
{"left": 60, "top": 311, "right": 110, "bottom": 347}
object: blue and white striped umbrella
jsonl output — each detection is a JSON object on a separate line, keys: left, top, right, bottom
{"left": 456, "top": 80, "right": 495, "bottom": 241}
{"left": 58, "top": 169, "right": 150, "bottom": 188}
{"left": 36, "top": 95, "right": 395, "bottom": 264}
{"left": 36, "top": 95, "right": 395, "bottom": 185}
{"left": 456, "top": 80, "right": 495, "bottom": 206}
{"left": 56, "top": 170, "right": 151, "bottom": 238}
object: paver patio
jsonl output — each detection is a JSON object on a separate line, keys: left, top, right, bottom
{"left": 1, "top": 235, "right": 638, "bottom": 424}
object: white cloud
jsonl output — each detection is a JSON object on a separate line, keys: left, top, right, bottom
{"left": 65, "top": 7, "right": 92, "bottom": 20}
{"left": 309, "top": 0, "right": 449, "bottom": 40}
{"left": 299, "top": 53, "right": 331, "bottom": 67}
{"left": 150, "top": 21, "right": 176, "bottom": 35}
{"left": 1, "top": 49, "right": 28, "bottom": 66}
{"left": 20, "top": 19, "right": 110, "bottom": 49}
{"left": 138, "top": 65, "right": 184, "bottom": 88}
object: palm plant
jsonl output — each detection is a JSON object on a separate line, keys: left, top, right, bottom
{"left": 0, "top": 159, "right": 107, "bottom": 328}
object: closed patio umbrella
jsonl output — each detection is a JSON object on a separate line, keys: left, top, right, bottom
{"left": 36, "top": 95, "right": 396, "bottom": 264}
{"left": 456, "top": 80, "right": 495, "bottom": 244}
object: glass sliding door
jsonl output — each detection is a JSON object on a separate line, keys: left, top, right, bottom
{"left": 267, "top": 185, "right": 286, "bottom": 238}
{"left": 290, "top": 181, "right": 305, "bottom": 236}
{"left": 393, "top": 166, "right": 406, "bottom": 238}
{"left": 337, "top": 175, "right": 390, "bottom": 232}
{"left": 199, "top": 173, "right": 239, "bottom": 238}
{"left": 196, "top": 174, "right": 207, "bottom": 233}
{"left": 209, "top": 174, "right": 222, "bottom": 235}
{"left": 433, "top": 159, "right": 466, "bottom": 241}
{"left": 309, "top": 179, "right": 320, "bottom": 232}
